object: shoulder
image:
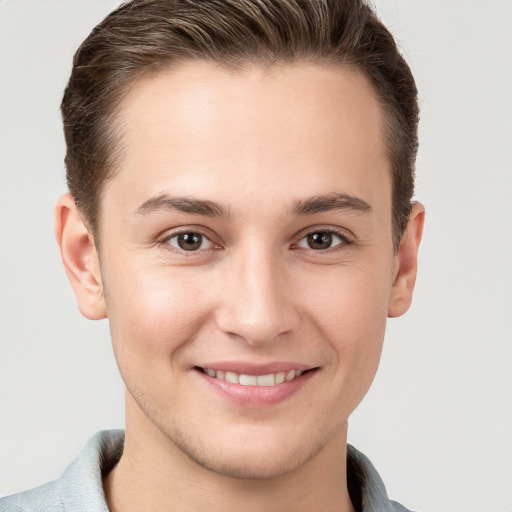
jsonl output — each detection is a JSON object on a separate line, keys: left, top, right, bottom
{"left": 390, "top": 500, "right": 417, "bottom": 512}
{"left": 347, "top": 444, "right": 418, "bottom": 512}
{"left": 0, "top": 430, "right": 124, "bottom": 512}
{"left": 0, "top": 479, "right": 63, "bottom": 511}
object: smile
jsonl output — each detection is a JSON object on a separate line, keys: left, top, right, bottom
{"left": 198, "top": 367, "right": 305, "bottom": 386}
{"left": 194, "top": 365, "right": 318, "bottom": 407}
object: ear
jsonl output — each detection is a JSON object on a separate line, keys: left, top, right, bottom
{"left": 388, "top": 202, "right": 425, "bottom": 318}
{"left": 54, "top": 194, "right": 107, "bottom": 320}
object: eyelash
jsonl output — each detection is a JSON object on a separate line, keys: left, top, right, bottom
{"left": 158, "top": 227, "right": 354, "bottom": 255}
{"left": 293, "top": 228, "right": 353, "bottom": 252}
{"left": 159, "top": 228, "right": 220, "bottom": 255}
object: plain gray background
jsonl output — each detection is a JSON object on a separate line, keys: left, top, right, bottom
{"left": 1, "top": 1, "right": 511, "bottom": 510}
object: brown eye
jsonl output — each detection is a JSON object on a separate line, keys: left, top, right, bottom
{"left": 168, "top": 232, "right": 213, "bottom": 251}
{"left": 307, "top": 232, "right": 333, "bottom": 250}
{"left": 297, "top": 231, "right": 345, "bottom": 251}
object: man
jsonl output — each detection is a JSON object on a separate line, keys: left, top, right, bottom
{"left": 1, "top": 0, "right": 424, "bottom": 511}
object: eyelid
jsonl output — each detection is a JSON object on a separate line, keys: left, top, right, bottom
{"left": 158, "top": 226, "right": 223, "bottom": 252}
{"left": 290, "top": 226, "right": 356, "bottom": 256}
{"left": 293, "top": 225, "right": 354, "bottom": 244}
{"left": 168, "top": 232, "right": 214, "bottom": 251}
{"left": 295, "top": 231, "right": 344, "bottom": 249}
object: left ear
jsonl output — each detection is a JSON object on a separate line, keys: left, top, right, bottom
{"left": 388, "top": 202, "right": 425, "bottom": 318}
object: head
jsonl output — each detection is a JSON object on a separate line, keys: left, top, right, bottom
{"left": 56, "top": 0, "right": 424, "bottom": 481}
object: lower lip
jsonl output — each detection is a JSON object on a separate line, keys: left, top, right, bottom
{"left": 194, "top": 369, "right": 317, "bottom": 407}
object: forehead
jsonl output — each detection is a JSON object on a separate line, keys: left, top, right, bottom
{"left": 105, "top": 61, "right": 390, "bottom": 219}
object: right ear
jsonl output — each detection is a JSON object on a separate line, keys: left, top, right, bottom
{"left": 54, "top": 194, "right": 107, "bottom": 320}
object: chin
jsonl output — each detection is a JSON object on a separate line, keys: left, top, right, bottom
{"left": 167, "top": 424, "right": 322, "bottom": 480}
{"left": 183, "top": 445, "right": 311, "bottom": 480}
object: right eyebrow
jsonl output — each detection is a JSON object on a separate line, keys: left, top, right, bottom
{"left": 134, "top": 194, "right": 229, "bottom": 218}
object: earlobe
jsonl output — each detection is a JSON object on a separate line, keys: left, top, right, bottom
{"left": 387, "top": 202, "right": 425, "bottom": 318}
{"left": 54, "top": 194, "right": 107, "bottom": 320}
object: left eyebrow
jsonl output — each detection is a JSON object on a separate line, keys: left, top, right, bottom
{"left": 291, "top": 193, "right": 372, "bottom": 216}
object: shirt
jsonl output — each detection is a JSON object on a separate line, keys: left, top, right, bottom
{"left": 0, "top": 430, "right": 413, "bottom": 511}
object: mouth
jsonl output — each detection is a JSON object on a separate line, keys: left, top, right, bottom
{"left": 193, "top": 363, "right": 319, "bottom": 406}
{"left": 195, "top": 366, "right": 312, "bottom": 386}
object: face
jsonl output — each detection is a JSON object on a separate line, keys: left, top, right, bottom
{"left": 65, "top": 62, "right": 420, "bottom": 479}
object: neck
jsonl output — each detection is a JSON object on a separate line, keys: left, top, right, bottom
{"left": 103, "top": 398, "right": 356, "bottom": 512}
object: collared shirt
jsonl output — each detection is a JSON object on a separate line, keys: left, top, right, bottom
{"left": 1, "top": 430, "right": 413, "bottom": 512}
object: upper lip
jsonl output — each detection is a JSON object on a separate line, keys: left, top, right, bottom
{"left": 194, "top": 362, "right": 317, "bottom": 375}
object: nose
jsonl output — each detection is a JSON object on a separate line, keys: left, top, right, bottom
{"left": 215, "top": 248, "right": 300, "bottom": 346}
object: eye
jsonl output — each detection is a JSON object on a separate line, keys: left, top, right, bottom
{"left": 166, "top": 231, "right": 214, "bottom": 251}
{"left": 296, "top": 230, "right": 346, "bottom": 251}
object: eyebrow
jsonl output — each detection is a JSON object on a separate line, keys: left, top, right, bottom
{"left": 291, "top": 193, "right": 372, "bottom": 215}
{"left": 134, "top": 192, "right": 372, "bottom": 219}
{"left": 134, "top": 194, "right": 229, "bottom": 218}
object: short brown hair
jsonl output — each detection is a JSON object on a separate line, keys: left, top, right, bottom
{"left": 61, "top": 0, "right": 419, "bottom": 248}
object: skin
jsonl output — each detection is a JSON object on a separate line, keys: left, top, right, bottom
{"left": 55, "top": 62, "right": 424, "bottom": 512}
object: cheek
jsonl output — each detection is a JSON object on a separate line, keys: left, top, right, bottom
{"left": 303, "top": 265, "right": 390, "bottom": 389}
{"left": 104, "top": 262, "right": 214, "bottom": 367}
{"left": 303, "top": 260, "right": 391, "bottom": 335}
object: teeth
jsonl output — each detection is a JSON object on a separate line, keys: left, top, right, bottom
{"left": 256, "top": 374, "right": 275, "bottom": 386}
{"left": 202, "top": 368, "right": 306, "bottom": 386}
{"left": 239, "top": 374, "right": 257, "bottom": 386}
{"left": 224, "top": 371, "right": 238, "bottom": 384}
